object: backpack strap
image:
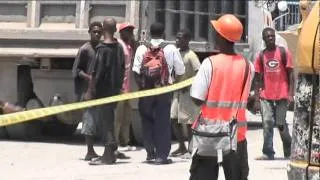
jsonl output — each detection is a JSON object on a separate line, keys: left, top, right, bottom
{"left": 142, "top": 41, "right": 152, "bottom": 49}
{"left": 259, "top": 46, "right": 287, "bottom": 69}
{"left": 143, "top": 41, "right": 168, "bottom": 49}
{"left": 259, "top": 49, "right": 265, "bottom": 71}
{"left": 158, "top": 42, "right": 168, "bottom": 49}
{"left": 278, "top": 46, "right": 287, "bottom": 68}
{"left": 234, "top": 59, "right": 249, "bottom": 119}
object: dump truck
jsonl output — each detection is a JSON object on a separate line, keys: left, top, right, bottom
{"left": 0, "top": 0, "right": 250, "bottom": 142}
{"left": 278, "top": 1, "right": 320, "bottom": 179}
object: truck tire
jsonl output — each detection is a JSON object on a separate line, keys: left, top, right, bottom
{"left": 42, "top": 94, "right": 79, "bottom": 137}
{"left": 6, "top": 98, "right": 43, "bottom": 140}
{"left": 130, "top": 109, "right": 143, "bottom": 145}
{"left": 42, "top": 120, "right": 78, "bottom": 137}
{"left": 0, "top": 127, "right": 8, "bottom": 139}
{"left": 0, "top": 110, "right": 8, "bottom": 139}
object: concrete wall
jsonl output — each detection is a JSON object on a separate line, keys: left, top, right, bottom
{"left": 0, "top": 59, "right": 18, "bottom": 103}
{"left": 247, "top": 1, "right": 266, "bottom": 62}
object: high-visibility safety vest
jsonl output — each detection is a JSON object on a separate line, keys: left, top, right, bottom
{"left": 201, "top": 54, "right": 251, "bottom": 142}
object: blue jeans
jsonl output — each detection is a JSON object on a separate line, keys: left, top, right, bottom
{"left": 260, "top": 99, "right": 292, "bottom": 157}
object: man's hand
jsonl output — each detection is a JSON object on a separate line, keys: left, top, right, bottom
{"left": 287, "top": 69, "right": 295, "bottom": 103}
{"left": 288, "top": 95, "right": 294, "bottom": 103}
{"left": 1, "top": 102, "right": 24, "bottom": 114}
{"left": 83, "top": 74, "right": 96, "bottom": 101}
{"left": 79, "top": 71, "right": 92, "bottom": 81}
{"left": 83, "top": 91, "right": 92, "bottom": 101}
{"left": 180, "top": 87, "right": 189, "bottom": 94}
{"left": 253, "top": 100, "right": 261, "bottom": 113}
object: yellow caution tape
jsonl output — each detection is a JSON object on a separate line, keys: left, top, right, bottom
{"left": 0, "top": 78, "right": 194, "bottom": 127}
{"left": 288, "top": 160, "right": 320, "bottom": 170}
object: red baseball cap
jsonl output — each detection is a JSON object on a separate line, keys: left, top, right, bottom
{"left": 117, "top": 22, "right": 135, "bottom": 32}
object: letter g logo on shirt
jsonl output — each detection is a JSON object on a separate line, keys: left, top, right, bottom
{"left": 266, "top": 59, "right": 279, "bottom": 69}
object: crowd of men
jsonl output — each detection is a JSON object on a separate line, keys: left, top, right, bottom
{"left": 0, "top": 13, "right": 294, "bottom": 180}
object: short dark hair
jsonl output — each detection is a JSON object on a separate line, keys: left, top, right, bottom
{"left": 89, "top": 21, "right": 102, "bottom": 31}
{"left": 177, "top": 28, "right": 191, "bottom": 40}
{"left": 262, "top": 27, "right": 275, "bottom": 37}
{"left": 150, "top": 22, "right": 165, "bottom": 37}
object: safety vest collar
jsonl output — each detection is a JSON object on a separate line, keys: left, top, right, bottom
{"left": 205, "top": 100, "right": 247, "bottom": 109}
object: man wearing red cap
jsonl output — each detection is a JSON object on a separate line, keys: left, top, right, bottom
{"left": 115, "top": 22, "right": 136, "bottom": 154}
{"left": 189, "top": 14, "right": 254, "bottom": 180}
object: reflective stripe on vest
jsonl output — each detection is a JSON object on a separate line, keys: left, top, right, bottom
{"left": 205, "top": 101, "right": 247, "bottom": 109}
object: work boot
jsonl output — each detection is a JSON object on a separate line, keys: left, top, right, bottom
{"left": 154, "top": 158, "right": 173, "bottom": 165}
{"left": 89, "top": 145, "right": 116, "bottom": 165}
{"left": 115, "top": 150, "right": 130, "bottom": 159}
{"left": 170, "top": 147, "right": 188, "bottom": 157}
{"left": 146, "top": 150, "right": 156, "bottom": 161}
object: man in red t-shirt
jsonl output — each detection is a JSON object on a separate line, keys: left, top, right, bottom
{"left": 254, "top": 27, "right": 294, "bottom": 160}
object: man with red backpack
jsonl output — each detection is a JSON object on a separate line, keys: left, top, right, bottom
{"left": 132, "top": 22, "right": 185, "bottom": 164}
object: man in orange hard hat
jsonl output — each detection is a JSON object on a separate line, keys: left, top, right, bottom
{"left": 189, "top": 14, "right": 254, "bottom": 180}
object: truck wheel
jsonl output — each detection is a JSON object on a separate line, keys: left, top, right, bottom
{"left": 130, "top": 109, "right": 143, "bottom": 145}
{"left": 6, "top": 98, "right": 43, "bottom": 140}
{"left": 0, "top": 127, "right": 8, "bottom": 139}
{"left": 42, "top": 120, "right": 78, "bottom": 137}
{"left": 0, "top": 110, "right": 8, "bottom": 139}
{"left": 42, "top": 94, "right": 79, "bottom": 137}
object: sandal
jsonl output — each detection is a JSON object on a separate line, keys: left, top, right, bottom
{"left": 89, "top": 157, "right": 116, "bottom": 165}
{"left": 255, "top": 154, "right": 274, "bottom": 160}
{"left": 84, "top": 153, "right": 100, "bottom": 161}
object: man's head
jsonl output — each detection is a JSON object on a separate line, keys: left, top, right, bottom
{"left": 210, "top": 14, "right": 243, "bottom": 52}
{"left": 88, "top": 21, "right": 103, "bottom": 44}
{"left": 176, "top": 29, "right": 191, "bottom": 50}
{"left": 214, "top": 32, "right": 234, "bottom": 51}
{"left": 118, "top": 22, "right": 135, "bottom": 43}
{"left": 262, "top": 27, "right": 276, "bottom": 49}
{"left": 150, "top": 22, "right": 165, "bottom": 39}
{"left": 103, "top": 17, "right": 117, "bottom": 35}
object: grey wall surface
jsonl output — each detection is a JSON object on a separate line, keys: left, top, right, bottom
{"left": 247, "top": 1, "right": 265, "bottom": 62}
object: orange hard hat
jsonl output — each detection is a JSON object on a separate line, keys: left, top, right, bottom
{"left": 210, "top": 14, "right": 243, "bottom": 42}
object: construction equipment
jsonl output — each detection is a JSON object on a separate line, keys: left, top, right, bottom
{"left": 278, "top": 1, "right": 320, "bottom": 179}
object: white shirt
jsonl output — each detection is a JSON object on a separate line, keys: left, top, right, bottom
{"left": 190, "top": 57, "right": 255, "bottom": 101}
{"left": 132, "top": 39, "right": 185, "bottom": 84}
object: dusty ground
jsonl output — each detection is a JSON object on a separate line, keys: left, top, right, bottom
{"left": 0, "top": 112, "right": 293, "bottom": 180}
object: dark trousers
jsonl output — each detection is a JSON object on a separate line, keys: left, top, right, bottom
{"left": 189, "top": 151, "right": 240, "bottom": 180}
{"left": 138, "top": 93, "right": 172, "bottom": 159}
{"left": 189, "top": 140, "right": 249, "bottom": 180}
{"left": 237, "top": 139, "right": 249, "bottom": 180}
{"left": 96, "top": 104, "right": 117, "bottom": 147}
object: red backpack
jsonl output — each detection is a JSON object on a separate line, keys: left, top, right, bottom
{"left": 139, "top": 42, "right": 169, "bottom": 89}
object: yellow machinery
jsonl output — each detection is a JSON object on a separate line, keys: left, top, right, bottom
{"left": 280, "top": 1, "right": 320, "bottom": 179}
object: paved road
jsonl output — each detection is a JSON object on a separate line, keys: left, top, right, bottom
{"left": 0, "top": 112, "right": 293, "bottom": 180}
